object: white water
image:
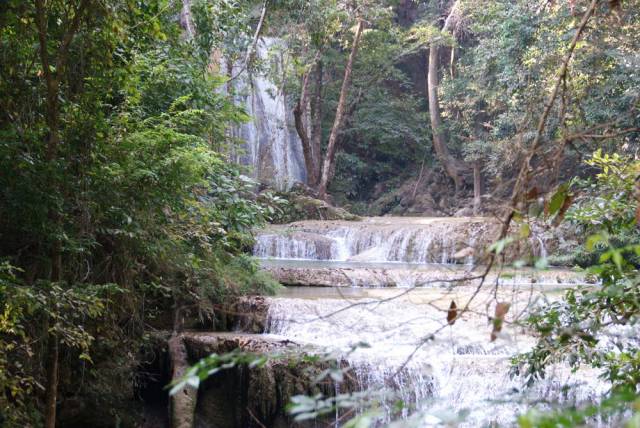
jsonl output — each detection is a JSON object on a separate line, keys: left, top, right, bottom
{"left": 254, "top": 218, "right": 548, "bottom": 265}
{"left": 226, "top": 37, "right": 306, "bottom": 190}
{"left": 254, "top": 219, "right": 603, "bottom": 425}
{"left": 264, "top": 287, "right": 608, "bottom": 427}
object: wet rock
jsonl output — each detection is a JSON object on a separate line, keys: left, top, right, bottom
{"left": 179, "top": 333, "right": 355, "bottom": 428}
{"left": 454, "top": 207, "right": 474, "bottom": 217}
{"left": 453, "top": 246, "right": 475, "bottom": 260}
{"left": 284, "top": 195, "right": 361, "bottom": 222}
{"left": 230, "top": 296, "right": 269, "bottom": 333}
{"left": 260, "top": 260, "right": 589, "bottom": 288}
{"left": 169, "top": 335, "right": 197, "bottom": 428}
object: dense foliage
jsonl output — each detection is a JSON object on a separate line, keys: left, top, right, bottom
{"left": 298, "top": 0, "right": 640, "bottom": 211}
{"left": 0, "top": 1, "right": 279, "bottom": 425}
{"left": 513, "top": 152, "right": 640, "bottom": 426}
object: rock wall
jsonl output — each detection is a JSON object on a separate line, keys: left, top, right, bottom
{"left": 179, "top": 333, "right": 354, "bottom": 428}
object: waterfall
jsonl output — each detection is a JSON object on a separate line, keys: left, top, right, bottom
{"left": 252, "top": 217, "right": 601, "bottom": 423}
{"left": 264, "top": 288, "right": 609, "bottom": 426}
{"left": 254, "top": 218, "right": 561, "bottom": 265}
{"left": 179, "top": 1, "right": 304, "bottom": 189}
{"left": 226, "top": 37, "right": 306, "bottom": 190}
{"left": 535, "top": 235, "right": 548, "bottom": 259}
{"left": 254, "top": 218, "right": 497, "bottom": 264}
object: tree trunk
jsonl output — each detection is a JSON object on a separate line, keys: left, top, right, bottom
{"left": 311, "top": 60, "right": 324, "bottom": 186}
{"left": 317, "top": 20, "right": 365, "bottom": 200}
{"left": 44, "top": 243, "right": 62, "bottom": 428}
{"left": 473, "top": 160, "right": 482, "bottom": 215}
{"left": 180, "top": 0, "right": 195, "bottom": 37}
{"left": 229, "top": 0, "right": 268, "bottom": 81}
{"left": 168, "top": 335, "right": 197, "bottom": 428}
{"left": 294, "top": 56, "right": 320, "bottom": 188}
{"left": 635, "top": 174, "right": 640, "bottom": 226}
{"left": 34, "top": 2, "right": 88, "bottom": 426}
{"left": 427, "top": 46, "right": 464, "bottom": 191}
{"left": 450, "top": 47, "right": 456, "bottom": 78}
{"left": 426, "top": 0, "right": 466, "bottom": 192}
{"left": 44, "top": 331, "right": 59, "bottom": 428}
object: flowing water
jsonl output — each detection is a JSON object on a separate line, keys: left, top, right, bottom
{"left": 254, "top": 217, "right": 549, "bottom": 264}
{"left": 226, "top": 37, "right": 306, "bottom": 190}
{"left": 263, "top": 286, "right": 607, "bottom": 427}
{"left": 251, "top": 217, "right": 609, "bottom": 426}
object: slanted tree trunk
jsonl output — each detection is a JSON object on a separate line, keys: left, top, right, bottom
{"left": 229, "top": 0, "right": 268, "bottom": 81}
{"left": 317, "top": 19, "right": 365, "bottom": 200}
{"left": 427, "top": 0, "right": 466, "bottom": 192}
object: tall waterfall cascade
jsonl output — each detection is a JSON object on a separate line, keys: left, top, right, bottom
{"left": 226, "top": 37, "right": 306, "bottom": 190}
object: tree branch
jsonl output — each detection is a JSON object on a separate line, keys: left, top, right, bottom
{"left": 229, "top": 0, "right": 268, "bottom": 81}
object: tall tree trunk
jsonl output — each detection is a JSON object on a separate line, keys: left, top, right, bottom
{"left": 317, "top": 20, "right": 365, "bottom": 200}
{"left": 427, "top": 0, "right": 466, "bottom": 192}
{"left": 34, "top": 2, "right": 88, "bottom": 426}
{"left": 44, "top": 331, "right": 59, "bottom": 428}
{"left": 294, "top": 54, "right": 321, "bottom": 189}
{"left": 310, "top": 60, "right": 324, "bottom": 186}
{"left": 427, "top": 46, "right": 464, "bottom": 191}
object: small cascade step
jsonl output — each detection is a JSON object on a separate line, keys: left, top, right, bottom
{"left": 254, "top": 217, "right": 550, "bottom": 265}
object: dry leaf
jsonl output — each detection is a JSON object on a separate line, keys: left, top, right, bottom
{"left": 490, "top": 302, "right": 511, "bottom": 342}
{"left": 526, "top": 186, "right": 540, "bottom": 201}
{"left": 447, "top": 300, "right": 457, "bottom": 326}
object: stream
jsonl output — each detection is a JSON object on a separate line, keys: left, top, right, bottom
{"left": 249, "top": 217, "right": 607, "bottom": 426}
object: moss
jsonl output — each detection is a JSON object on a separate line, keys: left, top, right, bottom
{"left": 275, "top": 194, "right": 360, "bottom": 223}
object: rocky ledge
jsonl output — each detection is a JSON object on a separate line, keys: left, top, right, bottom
{"left": 167, "top": 332, "right": 354, "bottom": 428}
{"left": 260, "top": 260, "right": 591, "bottom": 288}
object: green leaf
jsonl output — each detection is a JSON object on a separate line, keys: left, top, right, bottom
{"left": 548, "top": 184, "right": 569, "bottom": 217}
{"left": 585, "top": 234, "right": 605, "bottom": 252}
{"left": 489, "top": 237, "right": 514, "bottom": 255}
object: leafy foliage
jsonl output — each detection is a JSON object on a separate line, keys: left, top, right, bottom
{"left": 513, "top": 153, "right": 640, "bottom": 426}
{"left": 0, "top": 0, "right": 280, "bottom": 424}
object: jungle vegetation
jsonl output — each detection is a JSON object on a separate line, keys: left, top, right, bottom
{"left": 0, "top": 0, "right": 639, "bottom": 427}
